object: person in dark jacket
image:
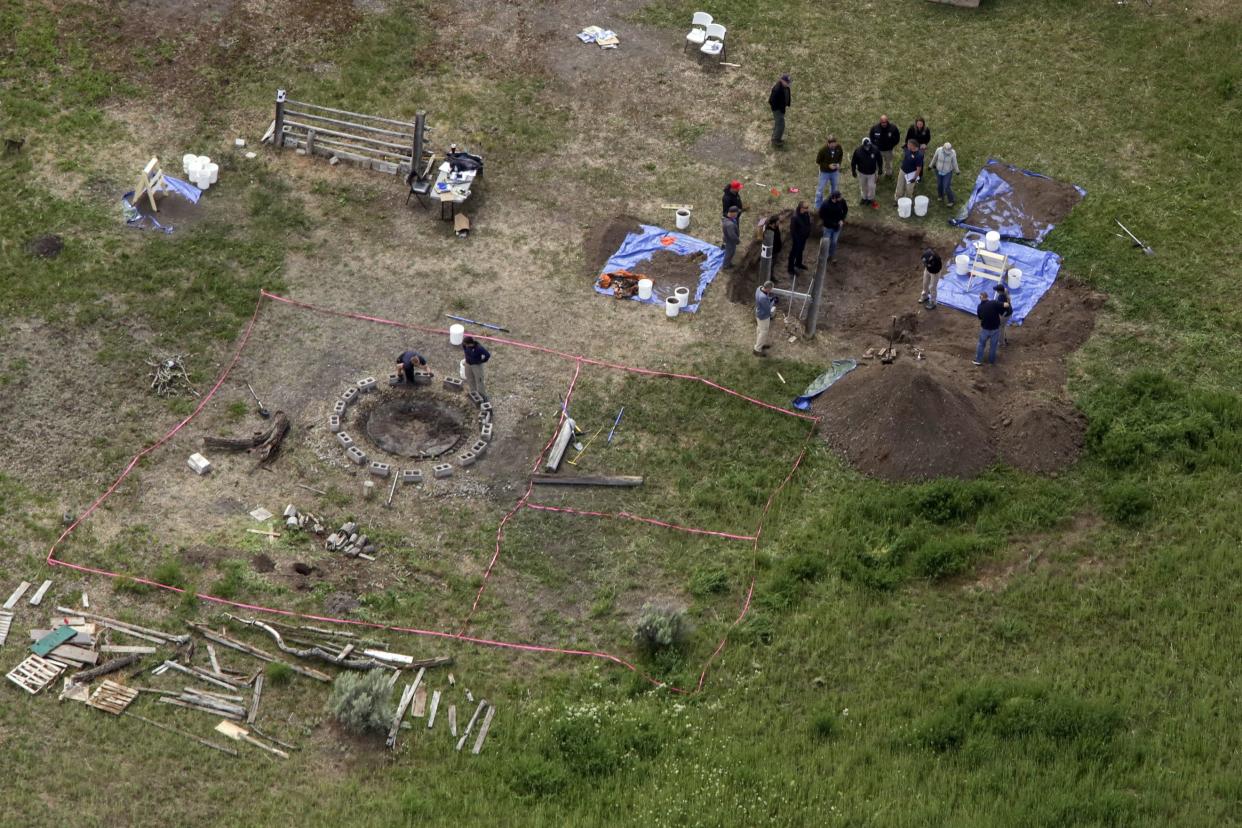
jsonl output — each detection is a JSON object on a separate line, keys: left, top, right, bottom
{"left": 768, "top": 74, "right": 791, "bottom": 146}
{"left": 787, "top": 201, "right": 811, "bottom": 275}
{"left": 817, "top": 191, "right": 848, "bottom": 262}
{"left": 722, "top": 180, "right": 744, "bottom": 217}
{"left": 851, "top": 136, "right": 883, "bottom": 208}
{"left": 395, "top": 349, "right": 428, "bottom": 384}
{"left": 894, "top": 139, "right": 923, "bottom": 203}
{"left": 462, "top": 336, "right": 491, "bottom": 400}
{"left": 906, "top": 117, "right": 931, "bottom": 151}
{"left": 721, "top": 206, "right": 741, "bottom": 268}
{"left": 994, "top": 282, "right": 1013, "bottom": 345}
{"left": 974, "top": 292, "right": 1005, "bottom": 365}
{"left": 814, "top": 134, "right": 843, "bottom": 207}
{"left": 763, "top": 214, "right": 783, "bottom": 277}
{"left": 919, "top": 248, "right": 942, "bottom": 309}
{"left": 869, "top": 115, "right": 902, "bottom": 177}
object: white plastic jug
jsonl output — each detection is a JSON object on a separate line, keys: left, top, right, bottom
{"left": 955, "top": 254, "right": 970, "bottom": 276}
{"left": 914, "top": 195, "right": 929, "bottom": 217}
{"left": 449, "top": 323, "right": 465, "bottom": 345}
{"left": 665, "top": 296, "right": 680, "bottom": 318}
{"left": 897, "top": 197, "right": 912, "bottom": 218}
{"left": 1007, "top": 268, "right": 1023, "bottom": 290}
{"left": 637, "top": 279, "right": 653, "bottom": 300}
{"left": 985, "top": 230, "right": 1001, "bottom": 251}
{"left": 675, "top": 209, "right": 691, "bottom": 230}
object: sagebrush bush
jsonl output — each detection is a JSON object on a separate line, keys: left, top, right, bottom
{"left": 1099, "top": 481, "right": 1154, "bottom": 526}
{"left": 265, "top": 661, "right": 294, "bottom": 686}
{"left": 327, "top": 671, "right": 393, "bottom": 734}
{"left": 633, "top": 602, "right": 690, "bottom": 655}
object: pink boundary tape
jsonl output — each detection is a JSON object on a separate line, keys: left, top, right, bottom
{"left": 45, "top": 290, "right": 820, "bottom": 694}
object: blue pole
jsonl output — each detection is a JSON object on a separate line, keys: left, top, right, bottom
{"left": 607, "top": 407, "right": 625, "bottom": 444}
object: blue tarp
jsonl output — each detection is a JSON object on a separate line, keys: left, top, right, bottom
{"left": 793, "top": 359, "right": 858, "bottom": 410}
{"left": 936, "top": 231, "right": 1063, "bottom": 325}
{"left": 950, "top": 159, "right": 1085, "bottom": 245}
{"left": 121, "top": 175, "right": 202, "bottom": 234}
{"left": 594, "top": 224, "right": 725, "bottom": 313}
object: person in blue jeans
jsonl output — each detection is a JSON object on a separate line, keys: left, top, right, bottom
{"left": 974, "top": 291, "right": 1005, "bottom": 365}
{"left": 814, "top": 134, "right": 843, "bottom": 208}
{"left": 817, "top": 191, "right": 848, "bottom": 262}
{"left": 929, "top": 142, "right": 960, "bottom": 206}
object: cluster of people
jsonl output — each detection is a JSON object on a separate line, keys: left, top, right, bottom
{"left": 395, "top": 336, "right": 492, "bottom": 399}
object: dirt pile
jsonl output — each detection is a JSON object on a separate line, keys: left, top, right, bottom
{"left": 27, "top": 235, "right": 64, "bottom": 258}
{"left": 963, "top": 161, "right": 1084, "bottom": 240}
{"left": 584, "top": 215, "right": 643, "bottom": 278}
{"left": 818, "top": 361, "right": 996, "bottom": 481}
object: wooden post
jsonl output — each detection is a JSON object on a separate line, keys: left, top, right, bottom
{"left": 806, "top": 231, "right": 831, "bottom": 337}
{"left": 413, "top": 110, "right": 427, "bottom": 178}
{"left": 274, "top": 89, "right": 287, "bottom": 149}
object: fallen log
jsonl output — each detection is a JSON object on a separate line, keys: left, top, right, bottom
{"left": 203, "top": 411, "right": 290, "bottom": 464}
{"left": 186, "top": 623, "right": 330, "bottom": 682}
{"left": 223, "top": 615, "right": 388, "bottom": 670}
{"left": 71, "top": 653, "right": 143, "bottom": 683}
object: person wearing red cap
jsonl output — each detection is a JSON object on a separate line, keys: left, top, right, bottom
{"left": 722, "top": 180, "right": 744, "bottom": 217}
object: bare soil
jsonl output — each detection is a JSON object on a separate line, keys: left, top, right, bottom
{"left": 963, "top": 161, "right": 1084, "bottom": 240}
{"left": 585, "top": 215, "right": 644, "bottom": 277}
{"left": 26, "top": 234, "right": 64, "bottom": 258}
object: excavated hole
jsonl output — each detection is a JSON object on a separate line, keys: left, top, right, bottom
{"left": 358, "top": 395, "right": 472, "bottom": 459}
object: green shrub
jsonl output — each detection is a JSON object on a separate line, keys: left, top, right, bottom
{"left": 909, "top": 479, "right": 997, "bottom": 524}
{"left": 211, "top": 560, "right": 247, "bottom": 600}
{"left": 910, "top": 533, "right": 994, "bottom": 581}
{"left": 151, "top": 558, "right": 186, "bottom": 589}
{"left": 810, "top": 709, "right": 840, "bottom": 742}
{"left": 1099, "top": 481, "right": 1154, "bottom": 526}
{"left": 633, "top": 603, "right": 690, "bottom": 655}
{"left": 327, "top": 671, "right": 393, "bottom": 734}
{"left": 265, "top": 661, "right": 294, "bottom": 686}
{"left": 689, "top": 564, "right": 730, "bottom": 597}
{"left": 114, "top": 576, "right": 150, "bottom": 595}
{"left": 506, "top": 755, "right": 569, "bottom": 799}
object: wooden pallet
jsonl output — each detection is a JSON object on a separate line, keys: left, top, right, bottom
{"left": 0, "top": 611, "right": 12, "bottom": 646}
{"left": 6, "top": 653, "right": 65, "bottom": 694}
{"left": 87, "top": 680, "right": 139, "bottom": 715}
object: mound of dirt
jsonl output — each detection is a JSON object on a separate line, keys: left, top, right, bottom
{"left": 997, "top": 397, "right": 1087, "bottom": 474}
{"left": 27, "top": 235, "right": 63, "bottom": 258}
{"left": 963, "top": 161, "right": 1084, "bottom": 240}
{"left": 584, "top": 215, "right": 643, "bottom": 278}
{"left": 818, "top": 361, "right": 996, "bottom": 481}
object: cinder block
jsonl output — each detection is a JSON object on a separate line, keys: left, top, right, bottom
{"left": 412, "top": 371, "right": 433, "bottom": 386}
{"left": 347, "top": 446, "right": 367, "bottom": 465}
{"left": 369, "top": 461, "right": 391, "bottom": 478}
{"left": 433, "top": 463, "right": 453, "bottom": 479}
{"left": 400, "top": 469, "right": 423, "bottom": 485}
{"left": 470, "top": 439, "right": 487, "bottom": 456}
{"left": 341, "top": 386, "right": 359, "bottom": 405}
{"left": 357, "top": 376, "right": 378, "bottom": 393}
{"left": 479, "top": 410, "right": 492, "bottom": 425}
{"left": 337, "top": 431, "right": 354, "bottom": 449}
{"left": 443, "top": 376, "right": 464, "bottom": 392}
{"left": 328, "top": 414, "right": 342, "bottom": 433}
{"left": 187, "top": 452, "right": 212, "bottom": 475}
{"left": 457, "top": 451, "right": 477, "bottom": 467}
{"left": 468, "top": 391, "right": 484, "bottom": 406}
{"left": 388, "top": 373, "right": 404, "bottom": 386}
{"left": 480, "top": 422, "right": 493, "bottom": 442}
{"left": 479, "top": 401, "right": 493, "bottom": 417}
{"left": 283, "top": 504, "right": 298, "bottom": 518}
{"left": 332, "top": 399, "right": 347, "bottom": 416}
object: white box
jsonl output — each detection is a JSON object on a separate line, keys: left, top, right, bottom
{"left": 187, "top": 453, "right": 212, "bottom": 475}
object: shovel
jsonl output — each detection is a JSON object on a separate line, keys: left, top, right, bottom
{"left": 246, "top": 383, "right": 271, "bottom": 418}
{"left": 215, "top": 720, "right": 288, "bottom": 759}
{"left": 1114, "top": 218, "right": 1154, "bottom": 256}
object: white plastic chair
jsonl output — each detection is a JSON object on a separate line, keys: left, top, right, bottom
{"left": 700, "top": 23, "right": 727, "bottom": 63}
{"left": 684, "top": 12, "right": 712, "bottom": 52}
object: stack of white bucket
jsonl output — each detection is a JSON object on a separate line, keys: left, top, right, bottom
{"left": 182, "top": 154, "right": 219, "bottom": 190}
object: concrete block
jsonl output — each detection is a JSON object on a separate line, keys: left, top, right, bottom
{"left": 412, "top": 371, "right": 433, "bottom": 386}
{"left": 458, "top": 451, "right": 477, "bottom": 467}
{"left": 332, "top": 399, "right": 347, "bottom": 416}
{"left": 468, "top": 391, "right": 484, "bottom": 406}
{"left": 328, "top": 414, "right": 342, "bottom": 433}
{"left": 369, "top": 461, "right": 391, "bottom": 478}
{"left": 388, "top": 373, "right": 404, "bottom": 386}
{"left": 341, "top": 386, "right": 359, "bottom": 405}
{"left": 479, "top": 410, "right": 492, "bottom": 425}
{"left": 283, "top": 504, "right": 298, "bottom": 518}
{"left": 480, "top": 422, "right": 493, "bottom": 442}
{"left": 341, "top": 522, "right": 357, "bottom": 535}
{"left": 470, "top": 439, "right": 487, "bottom": 456}
{"left": 347, "top": 446, "right": 367, "bottom": 465}
{"left": 479, "top": 401, "right": 493, "bottom": 415}
{"left": 187, "top": 453, "right": 212, "bottom": 475}
{"left": 357, "top": 376, "right": 378, "bottom": 393}
{"left": 433, "top": 463, "right": 453, "bottom": 479}
{"left": 400, "top": 468, "right": 423, "bottom": 485}
{"left": 443, "top": 376, "right": 464, "bottom": 392}
{"left": 337, "top": 431, "right": 354, "bottom": 449}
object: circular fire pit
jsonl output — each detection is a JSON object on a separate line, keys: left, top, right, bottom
{"left": 360, "top": 397, "right": 471, "bottom": 459}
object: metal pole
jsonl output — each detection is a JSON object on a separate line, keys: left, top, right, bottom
{"left": 274, "top": 89, "right": 287, "bottom": 148}
{"left": 413, "top": 111, "right": 427, "bottom": 178}
{"left": 805, "top": 234, "right": 830, "bottom": 337}
{"left": 758, "top": 227, "right": 774, "bottom": 286}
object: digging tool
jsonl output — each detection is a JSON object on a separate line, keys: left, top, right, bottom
{"left": 880, "top": 316, "right": 897, "bottom": 364}
{"left": 385, "top": 472, "right": 399, "bottom": 508}
{"left": 567, "top": 425, "right": 606, "bottom": 466}
{"left": 215, "top": 720, "right": 288, "bottom": 759}
{"left": 246, "top": 383, "right": 271, "bottom": 418}
{"left": 445, "top": 314, "right": 510, "bottom": 333}
{"left": 606, "top": 407, "right": 625, "bottom": 444}
{"left": 1114, "top": 218, "right": 1154, "bottom": 256}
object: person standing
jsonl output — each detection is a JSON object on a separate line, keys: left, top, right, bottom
{"left": 894, "top": 139, "right": 923, "bottom": 204}
{"left": 753, "top": 280, "right": 778, "bottom": 356}
{"left": 869, "top": 115, "right": 902, "bottom": 178}
{"left": 395, "top": 348, "right": 428, "bottom": 384}
{"left": 722, "top": 180, "right": 744, "bottom": 217}
{"left": 768, "top": 74, "right": 791, "bottom": 147}
{"left": 763, "top": 214, "right": 783, "bottom": 279}
{"left": 787, "top": 201, "right": 811, "bottom": 276}
{"left": 994, "top": 282, "right": 1013, "bottom": 345}
{"left": 851, "top": 136, "right": 882, "bottom": 208}
{"left": 919, "top": 248, "right": 942, "bottom": 309}
{"left": 817, "top": 191, "right": 848, "bottom": 262}
{"left": 906, "top": 117, "right": 931, "bottom": 151}
{"left": 462, "top": 336, "right": 491, "bottom": 400}
{"left": 721, "top": 205, "right": 741, "bottom": 268}
{"left": 814, "top": 134, "right": 843, "bottom": 207}
{"left": 974, "top": 291, "right": 1005, "bottom": 366}
{"left": 929, "top": 142, "right": 960, "bottom": 205}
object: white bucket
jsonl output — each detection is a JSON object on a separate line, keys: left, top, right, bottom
{"left": 205, "top": 162, "right": 219, "bottom": 185}
{"left": 985, "top": 230, "right": 1001, "bottom": 251}
{"left": 195, "top": 173, "right": 211, "bottom": 190}
{"left": 182, "top": 153, "right": 196, "bottom": 174}
{"left": 897, "top": 197, "right": 912, "bottom": 218}
{"left": 449, "top": 323, "right": 465, "bottom": 345}
{"left": 196, "top": 155, "right": 211, "bottom": 171}
{"left": 675, "top": 209, "right": 691, "bottom": 230}
{"left": 637, "top": 279, "right": 653, "bottom": 300}
{"left": 914, "top": 195, "right": 929, "bottom": 217}
{"left": 955, "top": 254, "right": 970, "bottom": 276}
{"left": 674, "top": 287, "right": 690, "bottom": 307}
{"left": 665, "top": 296, "right": 680, "bottom": 318}
{"left": 1007, "top": 268, "right": 1023, "bottom": 290}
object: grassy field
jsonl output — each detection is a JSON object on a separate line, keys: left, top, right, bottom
{"left": 2, "top": 0, "right": 1242, "bottom": 825}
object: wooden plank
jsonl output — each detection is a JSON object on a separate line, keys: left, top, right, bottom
{"left": 128, "top": 713, "right": 238, "bottom": 756}
{"left": 0, "top": 611, "right": 13, "bottom": 646}
{"left": 471, "top": 704, "right": 496, "bottom": 755}
{"left": 47, "top": 644, "right": 99, "bottom": 665}
{"left": 426, "top": 690, "right": 441, "bottom": 729}
{"left": 159, "top": 697, "right": 244, "bottom": 721}
{"left": 247, "top": 674, "right": 264, "bottom": 725}
{"left": 28, "top": 580, "right": 52, "bottom": 606}
{"left": 456, "top": 700, "right": 488, "bottom": 752}
{"left": 185, "top": 624, "right": 331, "bottom": 682}
{"left": 3, "top": 581, "right": 31, "bottom": 609}
{"left": 386, "top": 682, "right": 417, "bottom": 749}
{"left": 448, "top": 704, "right": 457, "bottom": 737}
{"left": 87, "top": 680, "right": 139, "bottom": 715}
{"left": 31, "top": 625, "right": 76, "bottom": 656}
{"left": 162, "top": 660, "right": 241, "bottom": 691}
{"left": 30, "top": 629, "right": 93, "bottom": 646}
{"left": 284, "top": 99, "right": 419, "bottom": 130}
{"left": 411, "top": 684, "right": 428, "bottom": 718}
{"left": 283, "top": 108, "right": 415, "bottom": 140}
{"left": 207, "top": 644, "right": 221, "bottom": 675}
{"left": 99, "top": 645, "right": 157, "bottom": 655}
{"left": 530, "top": 474, "right": 644, "bottom": 487}
{"left": 58, "top": 607, "right": 190, "bottom": 645}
